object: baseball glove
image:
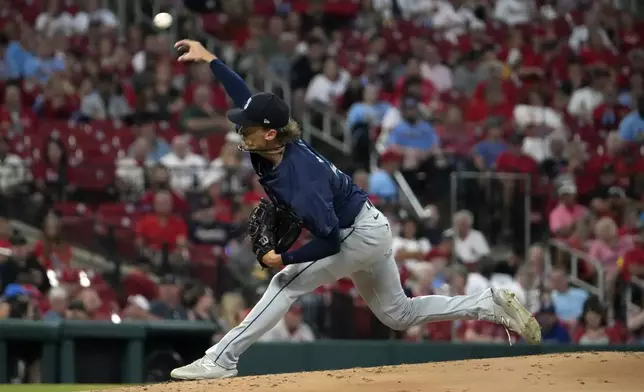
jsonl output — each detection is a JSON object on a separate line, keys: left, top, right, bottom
{"left": 247, "top": 199, "right": 276, "bottom": 268}
{"left": 247, "top": 199, "right": 302, "bottom": 267}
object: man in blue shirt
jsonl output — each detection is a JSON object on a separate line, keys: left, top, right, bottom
{"left": 169, "top": 39, "right": 541, "bottom": 381}
{"left": 22, "top": 37, "right": 65, "bottom": 84}
{"left": 473, "top": 117, "right": 508, "bottom": 170}
{"left": 368, "top": 150, "right": 402, "bottom": 202}
{"left": 346, "top": 84, "right": 391, "bottom": 131}
{"left": 387, "top": 98, "right": 440, "bottom": 153}
{"left": 619, "top": 96, "right": 644, "bottom": 143}
{"left": 550, "top": 267, "right": 589, "bottom": 323}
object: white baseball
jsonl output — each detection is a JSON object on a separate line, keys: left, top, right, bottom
{"left": 153, "top": 12, "right": 173, "bottom": 29}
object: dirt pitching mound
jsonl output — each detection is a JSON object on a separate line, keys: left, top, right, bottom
{"left": 101, "top": 351, "right": 642, "bottom": 392}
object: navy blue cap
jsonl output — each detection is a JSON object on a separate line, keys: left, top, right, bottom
{"left": 227, "top": 92, "right": 290, "bottom": 130}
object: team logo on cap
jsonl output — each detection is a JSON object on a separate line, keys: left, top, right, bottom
{"left": 244, "top": 97, "right": 252, "bottom": 110}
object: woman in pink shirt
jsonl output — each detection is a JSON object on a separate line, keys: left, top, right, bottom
{"left": 587, "top": 217, "right": 633, "bottom": 275}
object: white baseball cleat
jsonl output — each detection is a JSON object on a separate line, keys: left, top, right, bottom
{"left": 170, "top": 356, "right": 238, "bottom": 380}
{"left": 491, "top": 288, "right": 541, "bottom": 344}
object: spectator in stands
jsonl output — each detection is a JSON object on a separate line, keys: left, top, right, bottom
{"left": 452, "top": 210, "right": 490, "bottom": 268}
{"left": 452, "top": 52, "right": 486, "bottom": 97}
{"left": 200, "top": 140, "right": 247, "bottom": 195}
{"left": 74, "top": 287, "right": 103, "bottom": 320}
{"left": 618, "top": 224, "right": 644, "bottom": 283}
{"left": 182, "top": 283, "right": 221, "bottom": 324}
{"left": 219, "top": 292, "right": 247, "bottom": 331}
{"left": 72, "top": 0, "right": 118, "bottom": 35}
{"left": 180, "top": 85, "right": 227, "bottom": 137}
{"left": 392, "top": 218, "right": 433, "bottom": 295}
{"left": 79, "top": 72, "right": 131, "bottom": 121}
{"left": 493, "top": 0, "right": 534, "bottom": 26}
{"left": 23, "top": 36, "right": 65, "bottom": 84}
{"left": 593, "top": 85, "right": 630, "bottom": 131}
{"left": 568, "top": 69, "right": 608, "bottom": 119}
{"left": 0, "top": 284, "right": 39, "bottom": 320}
{"left": 160, "top": 135, "right": 207, "bottom": 192}
{"left": 387, "top": 98, "right": 439, "bottom": 169}
{"left": 140, "top": 165, "right": 189, "bottom": 214}
{"left": 290, "top": 37, "right": 326, "bottom": 93}
{"left": 540, "top": 134, "right": 568, "bottom": 180}
{"left": 618, "top": 95, "right": 644, "bottom": 143}
{"left": 135, "top": 191, "right": 189, "bottom": 274}
{"left": 130, "top": 117, "right": 170, "bottom": 162}
{"left": 568, "top": 11, "right": 613, "bottom": 54}
{"left": 33, "top": 213, "right": 72, "bottom": 270}
{"left": 0, "top": 82, "right": 37, "bottom": 134}
{"left": 150, "top": 61, "right": 184, "bottom": 122}
{"left": 549, "top": 266, "right": 589, "bottom": 324}
{"left": 35, "top": 0, "right": 75, "bottom": 37}
{"left": 473, "top": 117, "right": 508, "bottom": 170}
{"left": 420, "top": 43, "right": 452, "bottom": 92}
{"left": 32, "top": 137, "right": 74, "bottom": 206}
{"left": 536, "top": 304, "right": 572, "bottom": 344}
{"left": 33, "top": 76, "right": 79, "bottom": 119}
{"left": 304, "top": 57, "right": 350, "bottom": 108}
{"left": 588, "top": 217, "right": 633, "bottom": 275}
{"left": 122, "top": 294, "right": 153, "bottom": 321}
{"left": 549, "top": 183, "right": 588, "bottom": 239}
{"left": 466, "top": 77, "right": 515, "bottom": 124}
{"left": 0, "top": 135, "right": 26, "bottom": 206}
{"left": 437, "top": 105, "right": 476, "bottom": 164}
{"left": 116, "top": 137, "right": 153, "bottom": 199}
{"left": 268, "top": 32, "right": 298, "bottom": 80}
{"left": 346, "top": 84, "right": 391, "bottom": 131}
{"left": 43, "top": 287, "right": 68, "bottom": 321}
{"left": 368, "top": 149, "right": 401, "bottom": 203}
{"left": 149, "top": 275, "right": 188, "bottom": 321}
{"left": 0, "top": 231, "right": 49, "bottom": 294}
{"left": 618, "top": 71, "right": 642, "bottom": 109}
{"left": 514, "top": 89, "right": 564, "bottom": 132}
{"left": 572, "top": 296, "right": 621, "bottom": 344}
{"left": 260, "top": 304, "right": 315, "bottom": 342}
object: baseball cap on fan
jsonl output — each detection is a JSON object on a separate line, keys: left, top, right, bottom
{"left": 227, "top": 92, "right": 290, "bottom": 131}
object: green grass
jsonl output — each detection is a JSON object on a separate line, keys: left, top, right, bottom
{"left": 0, "top": 385, "right": 125, "bottom": 392}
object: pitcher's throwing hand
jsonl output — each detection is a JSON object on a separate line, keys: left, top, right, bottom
{"left": 174, "top": 39, "right": 217, "bottom": 63}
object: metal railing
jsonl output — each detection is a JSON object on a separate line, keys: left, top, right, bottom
{"left": 547, "top": 239, "right": 605, "bottom": 301}
{"left": 450, "top": 171, "right": 532, "bottom": 254}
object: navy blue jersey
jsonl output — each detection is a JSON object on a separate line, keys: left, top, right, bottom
{"left": 250, "top": 139, "right": 368, "bottom": 238}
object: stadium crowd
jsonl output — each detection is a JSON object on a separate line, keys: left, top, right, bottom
{"left": 0, "top": 0, "right": 642, "bottom": 362}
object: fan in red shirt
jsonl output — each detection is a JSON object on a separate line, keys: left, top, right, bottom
{"left": 0, "top": 82, "right": 37, "bottom": 134}
{"left": 435, "top": 105, "right": 477, "bottom": 159}
{"left": 35, "top": 76, "right": 79, "bottom": 119}
{"left": 495, "top": 133, "right": 538, "bottom": 175}
{"left": 139, "top": 165, "right": 189, "bottom": 214}
{"left": 472, "top": 62, "right": 517, "bottom": 104}
{"left": 183, "top": 62, "right": 229, "bottom": 112}
{"left": 619, "top": 13, "right": 643, "bottom": 54}
{"left": 466, "top": 84, "right": 514, "bottom": 124}
{"left": 33, "top": 213, "right": 73, "bottom": 270}
{"left": 592, "top": 85, "right": 631, "bottom": 131}
{"left": 618, "top": 227, "right": 644, "bottom": 282}
{"left": 394, "top": 58, "right": 436, "bottom": 106}
{"left": 135, "top": 190, "right": 189, "bottom": 271}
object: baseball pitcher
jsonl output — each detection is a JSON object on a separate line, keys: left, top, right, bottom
{"left": 170, "top": 40, "right": 541, "bottom": 380}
